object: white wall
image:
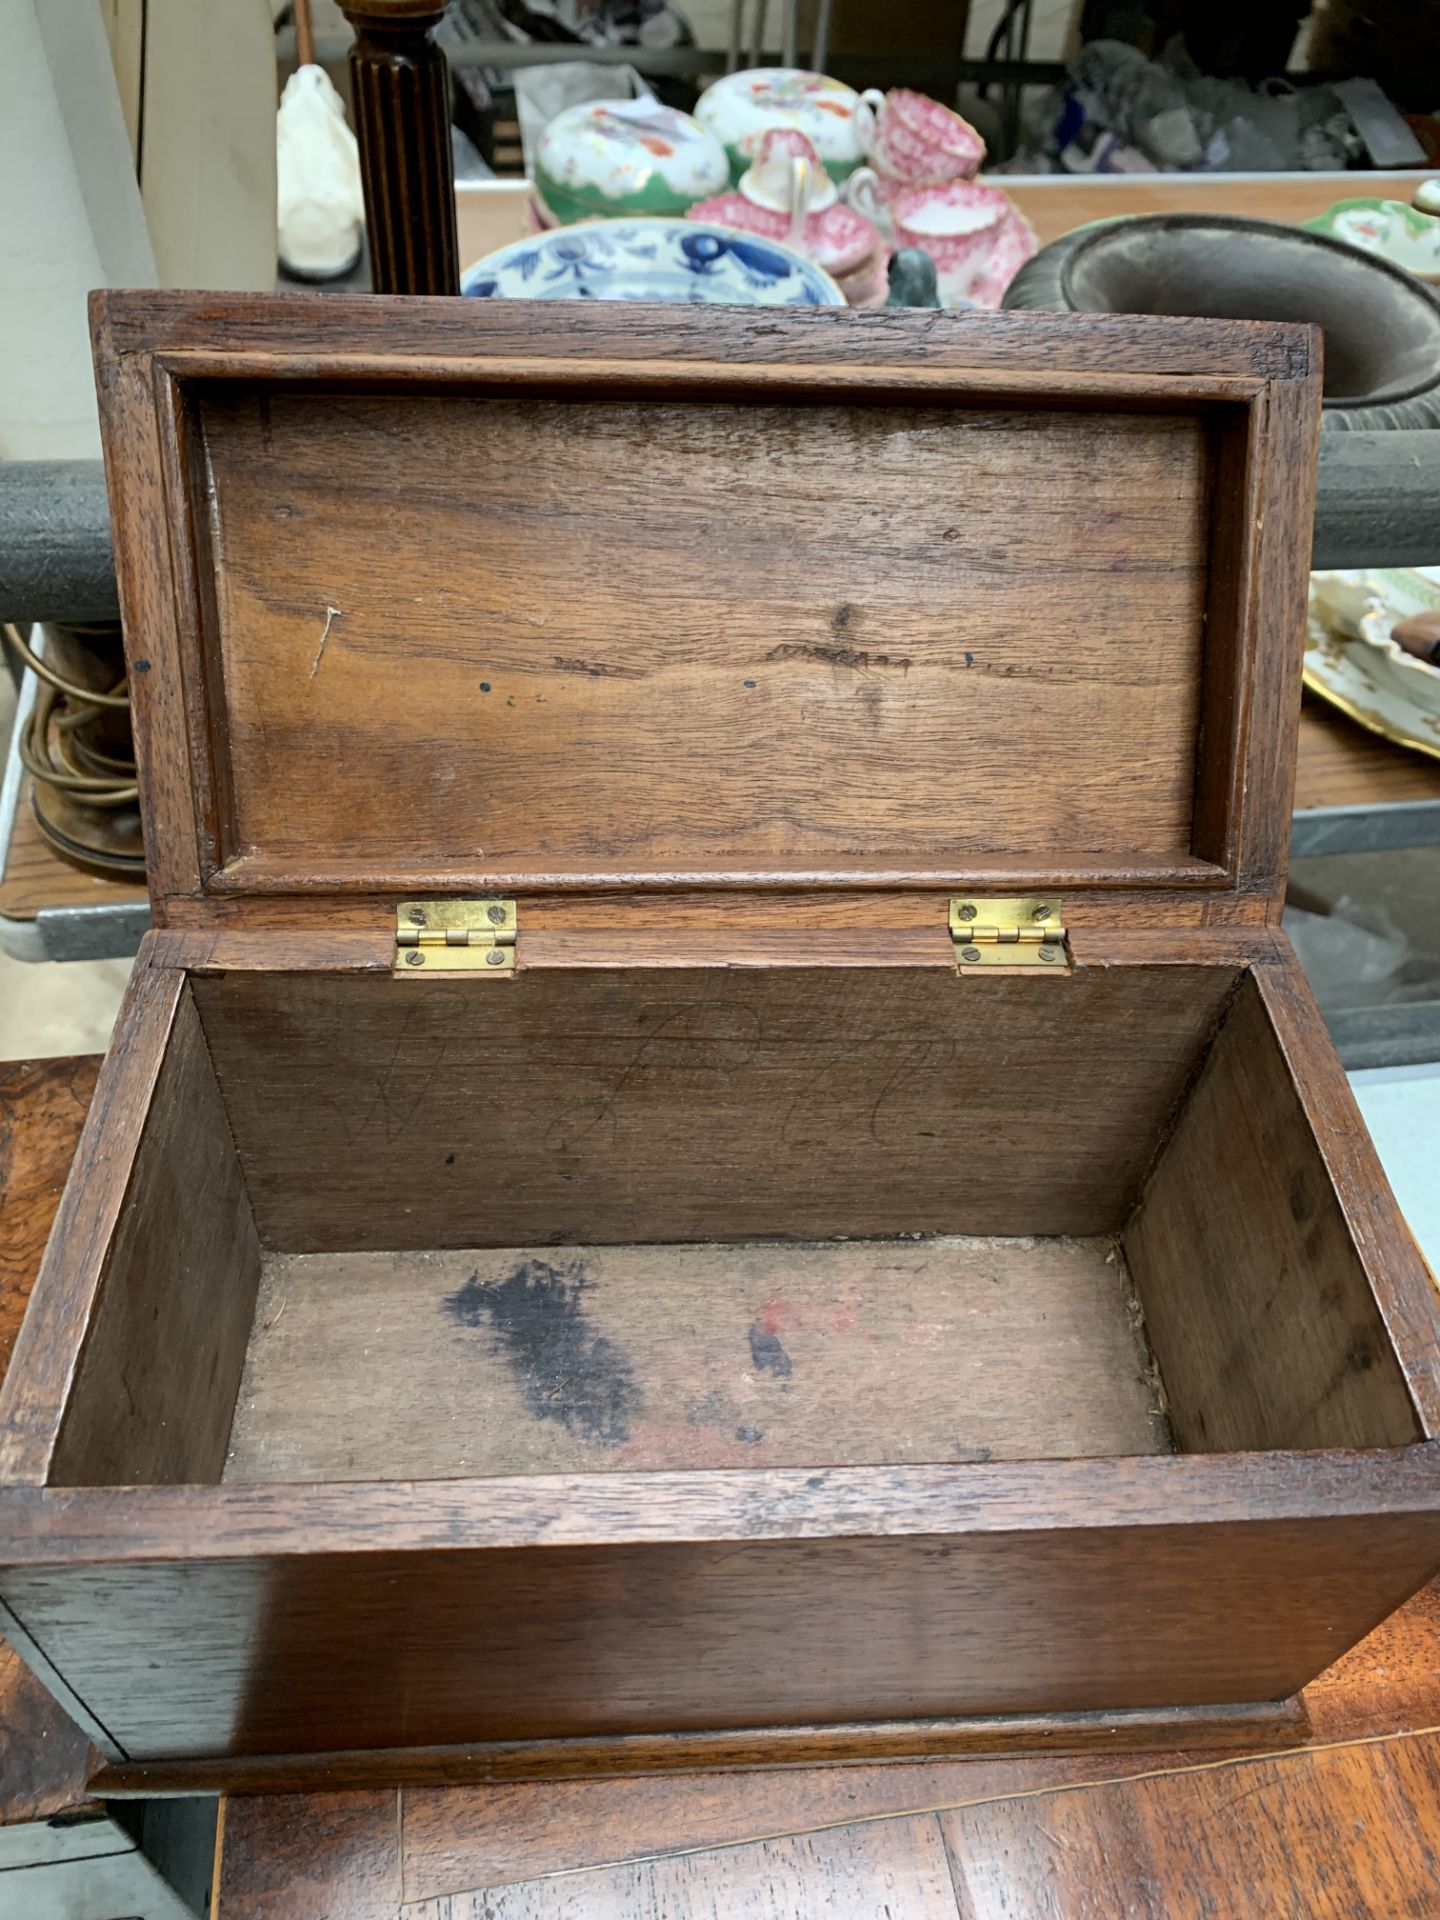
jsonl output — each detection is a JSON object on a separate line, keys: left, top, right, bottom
{"left": 0, "top": 0, "right": 153, "bottom": 458}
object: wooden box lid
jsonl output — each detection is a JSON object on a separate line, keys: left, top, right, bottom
{"left": 91, "top": 293, "right": 1320, "bottom": 929}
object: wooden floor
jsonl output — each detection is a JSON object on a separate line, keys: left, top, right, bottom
{"left": 212, "top": 1578, "right": 1440, "bottom": 1918}
{"left": 224, "top": 1234, "right": 1169, "bottom": 1483}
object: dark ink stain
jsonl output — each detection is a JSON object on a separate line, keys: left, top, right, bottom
{"left": 954, "top": 1441, "right": 993, "bottom": 1462}
{"left": 1349, "top": 1340, "right": 1376, "bottom": 1374}
{"left": 806, "top": 1472, "right": 826, "bottom": 1489}
{"left": 963, "top": 652, "right": 974, "bottom": 668}
{"left": 766, "top": 641, "right": 911, "bottom": 673}
{"left": 445, "top": 1153, "right": 456, "bottom": 1165}
{"left": 748, "top": 1323, "right": 794, "bottom": 1377}
{"left": 743, "top": 678, "right": 757, "bottom": 688}
{"left": 833, "top": 604, "right": 853, "bottom": 631}
{"left": 445, "top": 1259, "right": 641, "bottom": 1446}
{"left": 133, "top": 659, "right": 151, "bottom": 674}
{"left": 854, "top": 681, "right": 884, "bottom": 726}
{"left": 736, "top": 1426, "right": 764, "bottom": 1443}
{"left": 552, "top": 655, "right": 645, "bottom": 680}
{"left": 479, "top": 682, "right": 492, "bottom": 692}
{"left": 1288, "top": 1169, "right": 1314, "bottom": 1225}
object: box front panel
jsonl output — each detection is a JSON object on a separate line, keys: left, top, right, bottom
{"left": 3, "top": 1510, "right": 1439, "bottom": 1765}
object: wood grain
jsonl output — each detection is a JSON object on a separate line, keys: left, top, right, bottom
{"left": 0, "top": 1058, "right": 100, "bottom": 1383}
{"left": 223, "top": 1235, "right": 1169, "bottom": 1484}
{"left": 996, "top": 170, "right": 1440, "bottom": 252}
{"left": 0, "top": 1057, "right": 102, "bottom": 1828}
{"left": 408, "top": 1814, "right": 960, "bottom": 1919}
{"left": 0, "top": 787, "right": 148, "bottom": 922}
{"left": 0, "top": 1630, "right": 95, "bottom": 1827}
{"left": 342, "top": 1, "right": 459, "bottom": 297}
{"left": 941, "top": 1737, "right": 1440, "bottom": 1919}
{"left": 191, "top": 965, "right": 1235, "bottom": 1252}
{"left": 217, "top": 1789, "right": 400, "bottom": 1920}
{"left": 88, "top": 294, "right": 1317, "bottom": 924}
{"left": 1293, "top": 698, "right": 1440, "bottom": 813}
{"left": 206, "top": 1568, "right": 1440, "bottom": 1914}
{"left": 1250, "top": 955, "right": 1440, "bottom": 1436}
{"left": 192, "top": 385, "right": 1213, "bottom": 888}
{"left": 101, "top": 1700, "right": 1307, "bottom": 1798}
{"left": 48, "top": 990, "right": 262, "bottom": 1487}
{"left": 8, "top": 1447, "right": 1440, "bottom": 1770}
{"left": 1125, "top": 967, "right": 1422, "bottom": 1453}
{"left": 0, "top": 956, "right": 183, "bottom": 1483}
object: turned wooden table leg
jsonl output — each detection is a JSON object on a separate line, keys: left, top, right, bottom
{"left": 337, "top": 0, "right": 459, "bottom": 295}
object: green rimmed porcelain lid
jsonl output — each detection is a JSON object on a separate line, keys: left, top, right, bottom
{"left": 535, "top": 99, "right": 728, "bottom": 221}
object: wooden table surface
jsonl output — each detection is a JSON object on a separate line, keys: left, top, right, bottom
{"left": 1295, "top": 698, "right": 1440, "bottom": 812}
{"left": 2, "top": 1056, "right": 1440, "bottom": 1915}
{"left": 5, "top": 165, "right": 1440, "bottom": 942}
{"left": 0, "top": 1058, "right": 103, "bottom": 1831}
{"left": 0, "top": 778, "right": 149, "bottom": 927}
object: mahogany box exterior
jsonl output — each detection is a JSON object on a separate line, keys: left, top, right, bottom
{"left": 1, "top": 293, "right": 1439, "bottom": 1795}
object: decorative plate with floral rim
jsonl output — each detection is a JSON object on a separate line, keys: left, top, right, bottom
{"left": 460, "top": 217, "right": 844, "bottom": 305}
{"left": 1306, "top": 568, "right": 1440, "bottom": 761}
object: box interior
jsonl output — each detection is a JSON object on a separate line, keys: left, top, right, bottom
{"left": 46, "top": 963, "right": 1423, "bottom": 1490}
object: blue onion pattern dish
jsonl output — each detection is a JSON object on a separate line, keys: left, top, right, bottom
{"left": 460, "top": 217, "right": 844, "bottom": 305}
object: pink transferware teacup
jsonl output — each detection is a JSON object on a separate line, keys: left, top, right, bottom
{"left": 966, "top": 206, "right": 1039, "bottom": 309}
{"left": 898, "top": 180, "right": 1006, "bottom": 278}
{"left": 860, "top": 88, "right": 985, "bottom": 188}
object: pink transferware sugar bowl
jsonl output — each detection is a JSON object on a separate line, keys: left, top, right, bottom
{"left": 687, "top": 128, "right": 885, "bottom": 297}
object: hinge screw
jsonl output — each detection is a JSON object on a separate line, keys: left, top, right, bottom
{"left": 485, "top": 947, "right": 508, "bottom": 967}
{"left": 1033, "top": 905, "right": 1051, "bottom": 922}
{"left": 958, "top": 904, "right": 977, "bottom": 922}
{"left": 1038, "top": 945, "right": 1058, "bottom": 962}
{"left": 486, "top": 904, "right": 507, "bottom": 925}
{"left": 409, "top": 908, "right": 426, "bottom": 925}
{"left": 405, "top": 949, "right": 425, "bottom": 967}
{"left": 960, "top": 945, "right": 982, "bottom": 964}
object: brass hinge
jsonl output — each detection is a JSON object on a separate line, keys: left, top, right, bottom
{"left": 950, "top": 897, "right": 1069, "bottom": 970}
{"left": 394, "top": 900, "right": 517, "bottom": 975}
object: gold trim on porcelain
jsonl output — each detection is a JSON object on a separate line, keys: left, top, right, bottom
{"left": 1302, "top": 663, "right": 1440, "bottom": 764}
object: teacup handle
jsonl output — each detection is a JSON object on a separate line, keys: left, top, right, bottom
{"left": 786, "top": 155, "right": 811, "bottom": 249}
{"left": 842, "top": 165, "right": 883, "bottom": 222}
{"left": 856, "top": 87, "right": 886, "bottom": 153}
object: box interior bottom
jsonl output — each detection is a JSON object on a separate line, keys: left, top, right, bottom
{"left": 222, "top": 1233, "right": 1173, "bottom": 1482}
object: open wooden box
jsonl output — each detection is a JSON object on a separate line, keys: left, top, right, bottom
{"left": 2, "top": 294, "right": 1439, "bottom": 1794}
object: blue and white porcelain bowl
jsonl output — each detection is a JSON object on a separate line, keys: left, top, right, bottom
{"left": 460, "top": 217, "right": 844, "bottom": 305}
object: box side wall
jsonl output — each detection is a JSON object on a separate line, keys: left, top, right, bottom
{"left": 190, "top": 964, "right": 1235, "bottom": 1253}
{"left": 1125, "top": 955, "right": 1440, "bottom": 1451}
{"left": 2, "top": 1508, "right": 1439, "bottom": 1767}
{"left": 0, "top": 959, "right": 186, "bottom": 1486}
{"left": 47, "top": 988, "right": 262, "bottom": 1488}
